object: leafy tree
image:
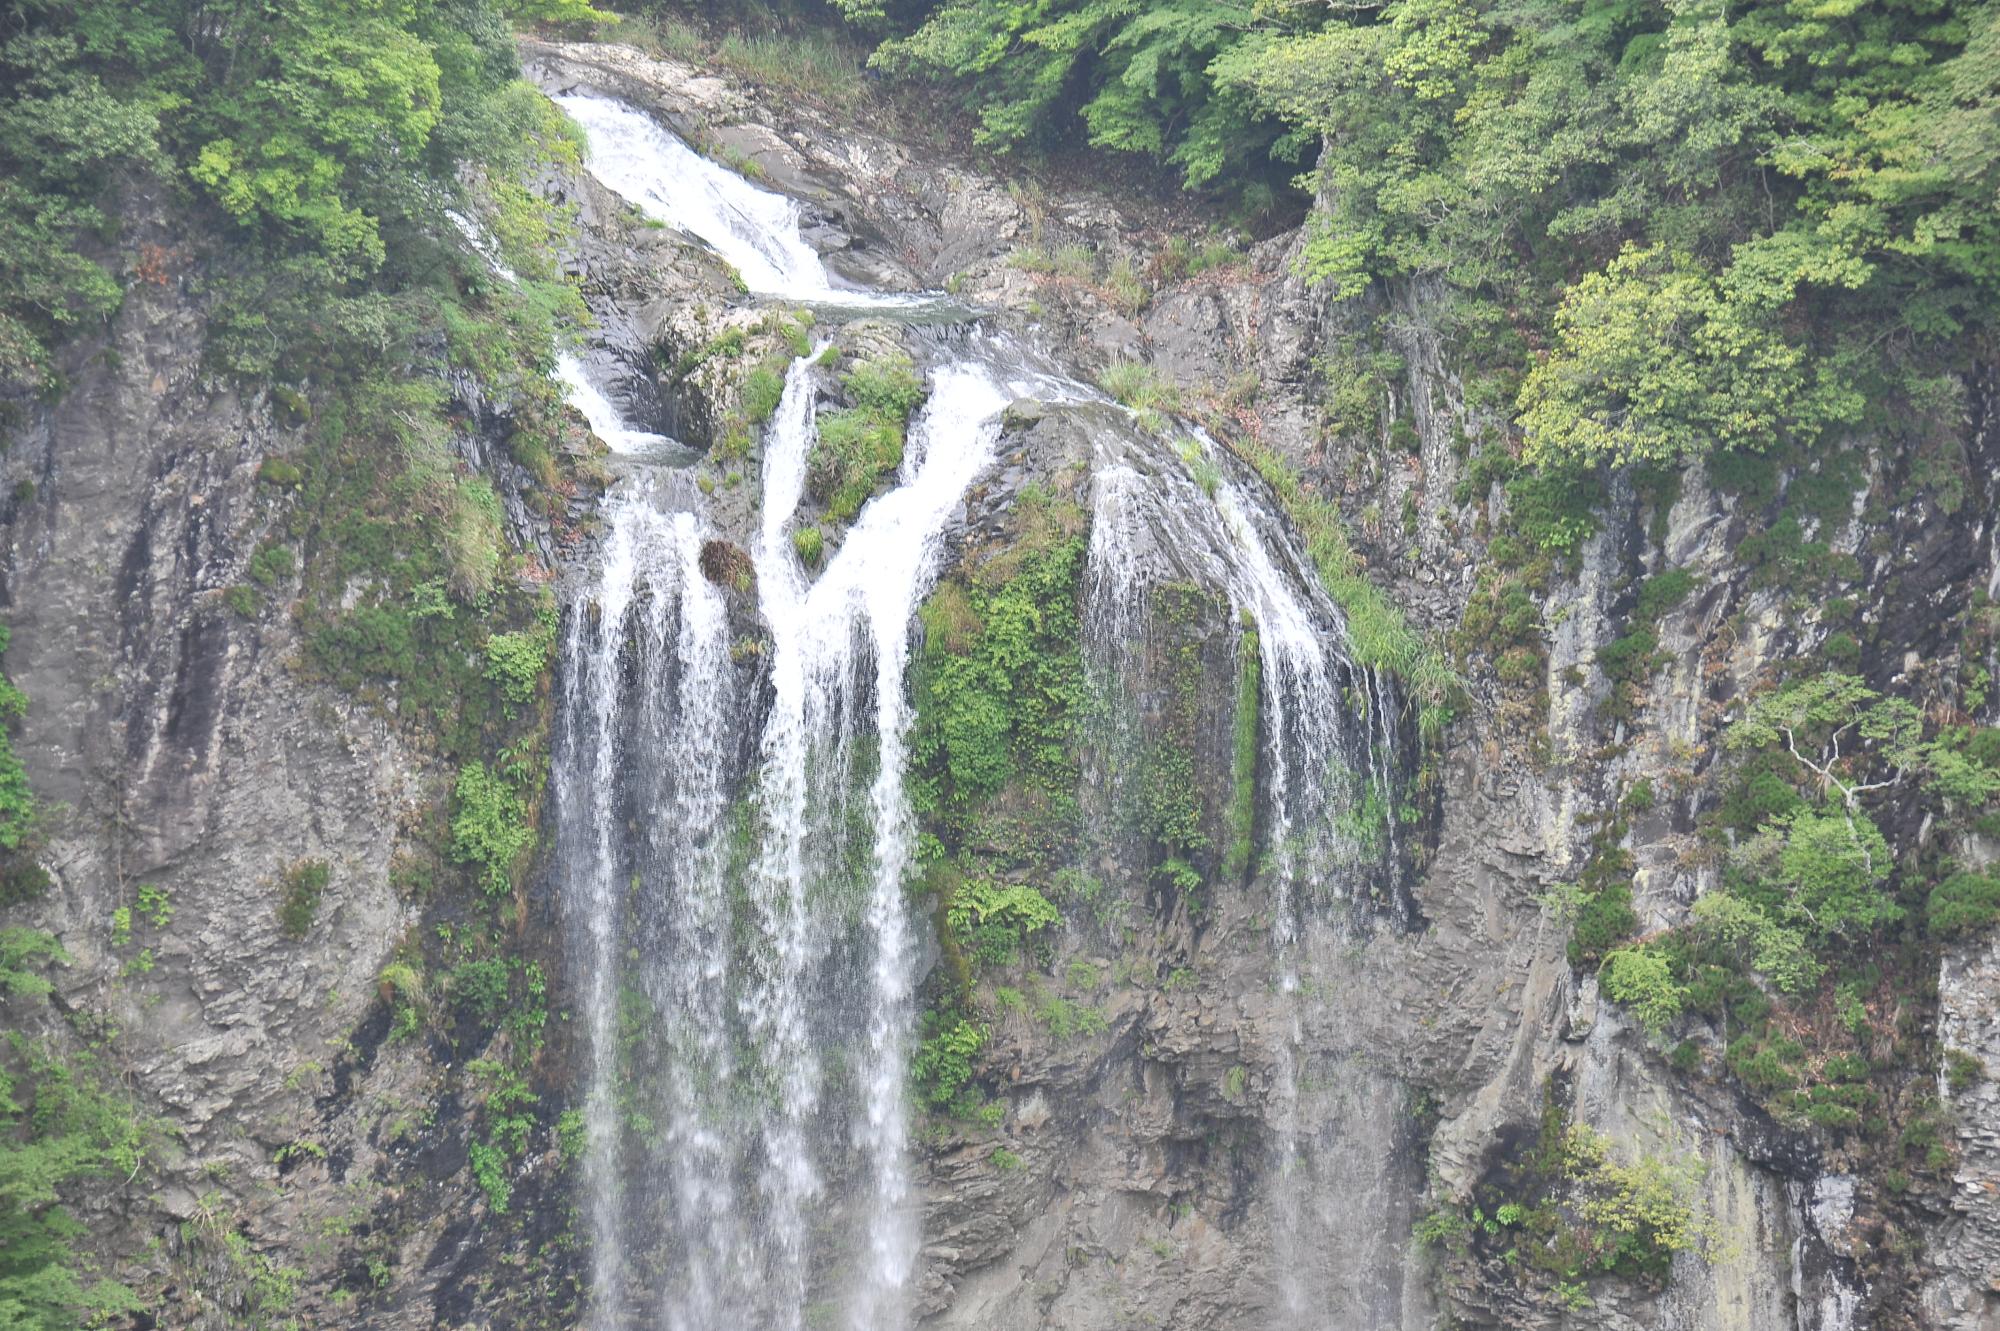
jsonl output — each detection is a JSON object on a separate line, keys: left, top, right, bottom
{"left": 1727, "top": 672, "right": 1981, "bottom": 814}
{"left": 842, "top": 0, "right": 1304, "bottom": 190}
{"left": 1687, "top": 893, "right": 1821, "bottom": 995}
{"left": 186, "top": 3, "right": 445, "bottom": 275}
{"left": 1516, "top": 246, "right": 1863, "bottom": 467}
{"left": 0, "top": 6, "right": 179, "bottom": 399}
{"left": 1599, "top": 946, "right": 1682, "bottom": 1036}
{"left": 0, "top": 939, "right": 149, "bottom": 1330}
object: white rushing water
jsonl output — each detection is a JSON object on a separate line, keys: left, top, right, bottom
{"left": 742, "top": 341, "right": 1078, "bottom": 1327}
{"left": 554, "top": 353, "right": 680, "bottom": 456}
{"left": 554, "top": 471, "right": 738, "bottom": 1329}
{"left": 1084, "top": 425, "right": 1402, "bottom": 1328}
{"left": 544, "top": 79, "right": 1401, "bottom": 1331}
{"left": 557, "top": 92, "right": 927, "bottom": 308}
{"left": 449, "top": 205, "right": 685, "bottom": 458}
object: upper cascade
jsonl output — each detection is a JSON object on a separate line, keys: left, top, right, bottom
{"left": 556, "top": 91, "right": 925, "bottom": 308}
{"left": 554, "top": 353, "right": 681, "bottom": 457}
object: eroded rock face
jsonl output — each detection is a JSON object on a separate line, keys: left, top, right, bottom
{"left": 1929, "top": 935, "right": 2000, "bottom": 1329}
{"left": 0, "top": 191, "right": 584, "bottom": 1327}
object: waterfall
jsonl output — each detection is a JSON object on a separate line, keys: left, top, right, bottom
{"left": 555, "top": 92, "right": 927, "bottom": 308}
{"left": 554, "top": 354, "right": 681, "bottom": 457}
{"left": 544, "top": 82, "right": 1406, "bottom": 1331}
{"left": 747, "top": 353, "right": 1019, "bottom": 1327}
{"left": 1083, "top": 424, "right": 1404, "bottom": 1327}
{"left": 553, "top": 471, "right": 738, "bottom": 1328}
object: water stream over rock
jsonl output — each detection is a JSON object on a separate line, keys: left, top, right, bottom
{"left": 547, "top": 92, "right": 1405, "bottom": 1330}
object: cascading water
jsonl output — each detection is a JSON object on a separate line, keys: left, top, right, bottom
{"left": 546, "top": 81, "right": 1408, "bottom": 1331}
{"left": 552, "top": 466, "right": 739, "bottom": 1328}
{"left": 554, "top": 92, "right": 926, "bottom": 308}
{"left": 1084, "top": 423, "right": 1407, "bottom": 1328}
{"left": 742, "top": 345, "right": 1050, "bottom": 1328}
{"left": 554, "top": 355, "right": 683, "bottom": 458}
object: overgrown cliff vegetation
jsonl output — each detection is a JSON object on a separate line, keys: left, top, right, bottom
{"left": 651, "top": 0, "right": 2000, "bottom": 542}
{"left": 1, "top": 1, "right": 609, "bottom": 1325}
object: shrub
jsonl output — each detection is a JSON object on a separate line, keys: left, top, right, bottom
{"left": 1517, "top": 246, "right": 1860, "bottom": 469}
{"left": 1635, "top": 569, "right": 1699, "bottom": 621}
{"left": 947, "top": 880, "right": 1060, "bottom": 967}
{"left": 1599, "top": 947, "right": 1682, "bottom": 1037}
{"left": 451, "top": 957, "right": 512, "bottom": 1024}
{"left": 469, "top": 1140, "right": 511, "bottom": 1212}
{"left": 741, "top": 363, "right": 785, "bottom": 423}
{"left": 483, "top": 615, "right": 555, "bottom": 706}
{"left": 449, "top": 763, "right": 533, "bottom": 896}
{"left": 246, "top": 544, "right": 295, "bottom": 589}
{"left": 1507, "top": 465, "right": 1600, "bottom": 555}
{"left": 843, "top": 355, "right": 925, "bottom": 418}
{"left": 807, "top": 355, "right": 926, "bottom": 524}
{"left": 912, "top": 1012, "right": 985, "bottom": 1114}
{"left": 1569, "top": 880, "right": 1638, "bottom": 965}
{"left": 277, "top": 859, "right": 330, "bottom": 938}
{"left": 1929, "top": 871, "right": 2000, "bottom": 938}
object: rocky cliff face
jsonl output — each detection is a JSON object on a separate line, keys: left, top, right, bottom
{"left": 7, "top": 36, "right": 1998, "bottom": 1331}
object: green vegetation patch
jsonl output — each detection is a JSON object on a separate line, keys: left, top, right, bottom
{"left": 1425, "top": 1090, "right": 1716, "bottom": 1300}
{"left": 807, "top": 354, "right": 927, "bottom": 524}
{"left": 910, "top": 511, "right": 1088, "bottom": 855}
{"left": 1222, "top": 624, "right": 1261, "bottom": 882}
{"left": 449, "top": 762, "right": 535, "bottom": 898}
{"left": 276, "top": 859, "right": 331, "bottom": 939}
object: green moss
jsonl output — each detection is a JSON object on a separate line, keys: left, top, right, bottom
{"left": 673, "top": 326, "right": 746, "bottom": 377}
{"left": 257, "top": 456, "right": 304, "bottom": 488}
{"left": 1132, "top": 583, "right": 1214, "bottom": 897}
{"left": 1222, "top": 624, "right": 1260, "bottom": 882}
{"left": 276, "top": 858, "right": 331, "bottom": 939}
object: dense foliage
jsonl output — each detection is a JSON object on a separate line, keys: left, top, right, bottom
{"left": 0, "top": 657, "right": 150, "bottom": 1330}
{"left": 0, "top": 2, "right": 600, "bottom": 1320}
{"left": 0, "top": 0, "right": 598, "bottom": 399}
{"left": 815, "top": 0, "right": 2000, "bottom": 499}
{"left": 1583, "top": 672, "right": 2000, "bottom": 1146}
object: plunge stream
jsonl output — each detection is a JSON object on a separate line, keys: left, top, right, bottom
{"left": 543, "top": 85, "right": 1406, "bottom": 1331}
